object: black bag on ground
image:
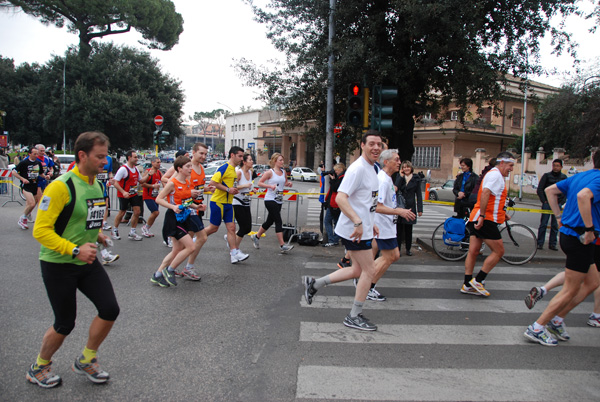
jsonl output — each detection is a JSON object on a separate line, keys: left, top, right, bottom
{"left": 298, "top": 231, "right": 320, "bottom": 246}
{"left": 282, "top": 224, "right": 296, "bottom": 242}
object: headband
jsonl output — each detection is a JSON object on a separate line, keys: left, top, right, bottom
{"left": 497, "top": 158, "right": 516, "bottom": 163}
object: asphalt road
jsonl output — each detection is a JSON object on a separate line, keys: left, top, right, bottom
{"left": 0, "top": 187, "right": 598, "bottom": 401}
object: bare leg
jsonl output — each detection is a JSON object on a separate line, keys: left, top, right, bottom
{"left": 86, "top": 316, "right": 115, "bottom": 351}
{"left": 536, "top": 268, "right": 587, "bottom": 325}
{"left": 39, "top": 327, "right": 67, "bottom": 361}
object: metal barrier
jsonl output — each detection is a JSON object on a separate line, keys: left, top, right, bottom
{"left": 0, "top": 169, "right": 23, "bottom": 207}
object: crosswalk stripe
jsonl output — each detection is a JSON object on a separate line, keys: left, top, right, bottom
{"left": 323, "top": 278, "right": 555, "bottom": 291}
{"left": 303, "top": 261, "right": 562, "bottom": 276}
{"left": 299, "top": 322, "right": 598, "bottom": 346}
{"left": 296, "top": 366, "right": 600, "bottom": 401}
{"left": 299, "top": 296, "right": 593, "bottom": 314}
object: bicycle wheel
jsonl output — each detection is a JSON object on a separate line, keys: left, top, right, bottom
{"left": 500, "top": 223, "right": 537, "bottom": 265}
{"left": 431, "top": 222, "right": 470, "bottom": 261}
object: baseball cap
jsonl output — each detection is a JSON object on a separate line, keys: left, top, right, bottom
{"left": 175, "top": 150, "right": 188, "bottom": 158}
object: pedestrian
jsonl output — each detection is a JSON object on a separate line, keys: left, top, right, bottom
{"left": 205, "top": 146, "right": 250, "bottom": 263}
{"left": 11, "top": 147, "right": 43, "bottom": 230}
{"left": 369, "top": 149, "right": 416, "bottom": 302}
{"left": 13, "top": 152, "right": 21, "bottom": 165}
{"left": 32, "top": 144, "right": 55, "bottom": 222}
{"left": 322, "top": 163, "right": 346, "bottom": 247}
{"left": 151, "top": 155, "right": 201, "bottom": 287}
{"left": 452, "top": 158, "right": 478, "bottom": 218}
{"left": 232, "top": 153, "right": 255, "bottom": 253}
{"left": 140, "top": 156, "right": 162, "bottom": 238}
{"left": 302, "top": 131, "right": 383, "bottom": 331}
{"left": 0, "top": 148, "right": 9, "bottom": 194}
{"left": 395, "top": 161, "right": 423, "bottom": 256}
{"left": 536, "top": 159, "right": 567, "bottom": 250}
{"left": 250, "top": 152, "right": 295, "bottom": 253}
{"left": 111, "top": 150, "right": 143, "bottom": 241}
{"left": 461, "top": 152, "right": 514, "bottom": 297}
{"left": 523, "top": 151, "right": 600, "bottom": 346}
{"left": 27, "top": 131, "right": 119, "bottom": 388}
{"left": 524, "top": 269, "right": 600, "bottom": 328}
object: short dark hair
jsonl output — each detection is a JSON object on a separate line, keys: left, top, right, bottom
{"left": 228, "top": 146, "right": 244, "bottom": 158}
{"left": 361, "top": 130, "right": 382, "bottom": 144}
{"left": 552, "top": 159, "right": 563, "bottom": 166}
{"left": 174, "top": 156, "right": 191, "bottom": 172}
{"left": 495, "top": 151, "right": 515, "bottom": 162}
{"left": 460, "top": 158, "right": 473, "bottom": 171}
{"left": 125, "top": 150, "right": 136, "bottom": 160}
{"left": 175, "top": 150, "right": 188, "bottom": 158}
{"left": 193, "top": 142, "right": 208, "bottom": 152}
{"left": 593, "top": 151, "right": 600, "bottom": 169}
{"left": 241, "top": 152, "right": 253, "bottom": 167}
{"left": 74, "top": 131, "right": 110, "bottom": 163}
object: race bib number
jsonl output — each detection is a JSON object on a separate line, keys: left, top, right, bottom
{"left": 242, "top": 193, "right": 250, "bottom": 203}
{"left": 97, "top": 172, "right": 108, "bottom": 180}
{"left": 370, "top": 191, "right": 378, "bottom": 212}
{"left": 151, "top": 187, "right": 159, "bottom": 197}
{"left": 181, "top": 198, "right": 193, "bottom": 208}
{"left": 275, "top": 190, "right": 284, "bottom": 202}
{"left": 86, "top": 198, "right": 106, "bottom": 230}
{"left": 194, "top": 185, "right": 204, "bottom": 201}
{"left": 28, "top": 171, "right": 39, "bottom": 180}
{"left": 129, "top": 186, "right": 138, "bottom": 195}
{"left": 393, "top": 215, "right": 398, "bottom": 224}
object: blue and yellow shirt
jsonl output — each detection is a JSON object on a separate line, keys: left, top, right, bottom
{"left": 210, "top": 162, "right": 237, "bottom": 204}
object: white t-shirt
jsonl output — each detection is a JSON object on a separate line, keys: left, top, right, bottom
{"left": 264, "top": 168, "right": 286, "bottom": 204}
{"left": 374, "top": 169, "right": 397, "bottom": 239}
{"left": 482, "top": 167, "right": 505, "bottom": 196}
{"left": 335, "top": 156, "right": 379, "bottom": 241}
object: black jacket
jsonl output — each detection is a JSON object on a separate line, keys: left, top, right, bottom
{"left": 537, "top": 171, "right": 567, "bottom": 204}
{"left": 453, "top": 171, "right": 479, "bottom": 200}
{"left": 396, "top": 174, "right": 423, "bottom": 224}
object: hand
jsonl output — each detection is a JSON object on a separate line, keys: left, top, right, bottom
{"left": 205, "top": 185, "right": 215, "bottom": 193}
{"left": 474, "top": 216, "right": 484, "bottom": 230}
{"left": 398, "top": 208, "right": 416, "bottom": 221}
{"left": 191, "top": 189, "right": 200, "bottom": 198}
{"left": 272, "top": 184, "right": 277, "bottom": 191}
{"left": 198, "top": 203, "right": 206, "bottom": 212}
{"left": 76, "top": 243, "right": 98, "bottom": 264}
{"left": 228, "top": 187, "right": 239, "bottom": 195}
{"left": 122, "top": 191, "right": 130, "bottom": 198}
{"left": 458, "top": 192, "right": 465, "bottom": 199}
{"left": 583, "top": 230, "right": 596, "bottom": 245}
{"left": 285, "top": 180, "right": 293, "bottom": 187}
{"left": 373, "top": 224, "right": 379, "bottom": 238}
{"left": 418, "top": 212, "right": 423, "bottom": 217}
{"left": 349, "top": 224, "right": 363, "bottom": 242}
{"left": 23, "top": 179, "right": 30, "bottom": 185}
{"left": 98, "top": 232, "right": 110, "bottom": 247}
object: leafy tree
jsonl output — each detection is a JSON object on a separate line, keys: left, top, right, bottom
{"left": 1, "top": 0, "right": 183, "bottom": 58}
{"left": 237, "top": 0, "right": 581, "bottom": 161}
{"left": 0, "top": 43, "right": 185, "bottom": 150}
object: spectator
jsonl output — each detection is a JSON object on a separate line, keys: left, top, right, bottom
{"left": 395, "top": 161, "right": 423, "bottom": 256}
{"left": 536, "top": 159, "right": 567, "bottom": 250}
{"left": 453, "top": 158, "right": 478, "bottom": 218}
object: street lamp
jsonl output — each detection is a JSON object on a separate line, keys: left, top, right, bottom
{"left": 217, "top": 102, "right": 236, "bottom": 150}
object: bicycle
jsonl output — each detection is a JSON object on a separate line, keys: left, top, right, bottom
{"left": 431, "top": 199, "right": 538, "bottom": 265}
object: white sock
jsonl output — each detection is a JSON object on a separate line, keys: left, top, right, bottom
{"left": 533, "top": 322, "right": 544, "bottom": 331}
{"left": 552, "top": 316, "right": 564, "bottom": 325}
{"left": 540, "top": 286, "right": 547, "bottom": 296}
{"left": 591, "top": 312, "right": 600, "bottom": 319}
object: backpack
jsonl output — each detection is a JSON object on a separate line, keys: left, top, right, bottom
{"left": 443, "top": 217, "right": 466, "bottom": 246}
{"left": 297, "top": 231, "right": 320, "bottom": 246}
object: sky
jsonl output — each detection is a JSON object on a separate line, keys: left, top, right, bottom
{"left": 1, "top": 1, "right": 599, "bottom": 121}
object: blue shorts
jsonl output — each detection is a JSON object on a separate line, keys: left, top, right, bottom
{"left": 341, "top": 237, "right": 373, "bottom": 251}
{"left": 209, "top": 201, "right": 234, "bottom": 226}
{"left": 144, "top": 199, "right": 159, "bottom": 213}
{"left": 188, "top": 214, "right": 205, "bottom": 233}
{"left": 375, "top": 237, "right": 398, "bottom": 250}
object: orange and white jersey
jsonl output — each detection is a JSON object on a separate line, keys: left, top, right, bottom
{"left": 469, "top": 167, "right": 507, "bottom": 224}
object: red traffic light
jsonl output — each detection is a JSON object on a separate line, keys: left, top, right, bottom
{"left": 352, "top": 85, "right": 360, "bottom": 96}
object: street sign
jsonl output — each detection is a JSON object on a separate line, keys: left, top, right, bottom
{"left": 154, "top": 115, "right": 164, "bottom": 126}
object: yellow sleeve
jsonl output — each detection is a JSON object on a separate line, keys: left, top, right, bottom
{"left": 32, "top": 180, "right": 77, "bottom": 255}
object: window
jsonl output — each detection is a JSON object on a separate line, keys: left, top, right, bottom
{"left": 242, "top": 124, "right": 245, "bottom": 131}
{"left": 253, "top": 123, "right": 256, "bottom": 130}
{"left": 413, "top": 146, "right": 441, "bottom": 168}
{"left": 423, "top": 113, "right": 432, "bottom": 120}
{"left": 480, "top": 107, "right": 492, "bottom": 123}
{"left": 512, "top": 108, "right": 522, "bottom": 128}
{"left": 450, "top": 111, "right": 458, "bottom": 121}
{"left": 231, "top": 126, "right": 234, "bottom": 133}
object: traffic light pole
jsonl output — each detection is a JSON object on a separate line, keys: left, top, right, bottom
{"left": 324, "top": 0, "right": 336, "bottom": 195}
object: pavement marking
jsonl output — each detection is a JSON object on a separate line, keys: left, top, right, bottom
{"left": 299, "top": 296, "right": 593, "bottom": 314}
{"left": 296, "top": 366, "right": 600, "bottom": 401}
{"left": 304, "top": 262, "right": 563, "bottom": 276}
{"left": 299, "top": 322, "right": 599, "bottom": 347}
{"left": 325, "top": 278, "right": 553, "bottom": 291}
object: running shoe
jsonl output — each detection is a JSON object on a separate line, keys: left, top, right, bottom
{"left": 150, "top": 273, "right": 170, "bottom": 287}
{"left": 547, "top": 321, "right": 570, "bottom": 341}
{"left": 111, "top": 228, "right": 121, "bottom": 240}
{"left": 468, "top": 278, "right": 490, "bottom": 297}
{"left": 343, "top": 313, "right": 377, "bottom": 331}
{"left": 182, "top": 267, "right": 201, "bottom": 281}
{"left": 27, "top": 213, "right": 34, "bottom": 222}
{"left": 174, "top": 269, "right": 183, "bottom": 278}
{"left": 128, "top": 231, "right": 143, "bottom": 241}
{"left": 302, "top": 276, "right": 317, "bottom": 305}
{"left": 280, "top": 244, "right": 294, "bottom": 253}
{"left": 72, "top": 356, "right": 110, "bottom": 384}
{"left": 251, "top": 233, "right": 260, "bottom": 249}
{"left": 224, "top": 234, "right": 229, "bottom": 249}
{"left": 141, "top": 225, "right": 154, "bottom": 238}
{"left": 18, "top": 217, "right": 28, "bottom": 230}
{"left": 460, "top": 284, "right": 482, "bottom": 296}
{"left": 337, "top": 257, "right": 351, "bottom": 269}
{"left": 26, "top": 362, "right": 62, "bottom": 388}
{"left": 587, "top": 315, "right": 600, "bottom": 327}
{"left": 162, "top": 268, "right": 177, "bottom": 286}
{"left": 524, "top": 286, "right": 544, "bottom": 309}
{"left": 102, "top": 222, "right": 112, "bottom": 230}
{"left": 523, "top": 325, "right": 558, "bottom": 346}
{"left": 163, "top": 238, "right": 173, "bottom": 248}
{"left": 322, "top": 242, "right": 339, "bottom": 247}
{"left": 235, "top": 249, "right": 249, "bottom": 262}
{"left": 101, "top": 251, "right": 119, "bottom": 265}
{"left": 367, "top": 287, "right": 386, "bottom": 302}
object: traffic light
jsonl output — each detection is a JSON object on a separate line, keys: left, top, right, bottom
{"left": 153, "top": 128, "right": 161, "bottom": 145}
{"left": 347, "top": 83, "right": 363, "bottom": 127}
{"left": 159, "top": 131, "right": 169, "bottom": 145}
{"left": 371, "top": 85, "right": 398, "bottom": 131}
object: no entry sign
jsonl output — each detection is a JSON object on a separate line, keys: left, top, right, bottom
{"left": 154, "top": 115, "right": 164, "bottom": 126}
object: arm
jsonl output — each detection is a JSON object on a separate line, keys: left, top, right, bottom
{"left": 545, "top": 184, "right": 563, "bottom": 225}
{"left": 375, "top": 202, "right": 416, "bottom": 221}
{"left": 537, "top": 174, "right": 548, "bottom": 203}
{"left": 155, "top": 181, "right": 179, "bottom": 212}
{"left": 474, "top": 188, "right": 491, "bottom": 230}
{"left": 161, "top": 166, "right": 175, "bottom": 184}
{"left": 415, "top": 178, "right": 423, "bottom": 215}
{"left": 577, "top": 188, "right": 596, "bottom": 245}
{"left": 209, "top": 179, "right": 239, "bottom": 195}
{"left": 453, "top": 174, "right": 461, "bottom": 197}
{"left": 335, "top": 191, "right": 363, "bottom": 241}
{"left": 11, "top": 166, "right": 29, "bottom": 185}
{"left": 111, "top": 176, "right": 129, "bottom": 198}
{"left": 257, "top": 170, "right": 275, "bottom": 190}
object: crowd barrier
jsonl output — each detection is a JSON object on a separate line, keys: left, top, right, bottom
{"left": 0, "top": 169, "right": 23, "bottom": 207}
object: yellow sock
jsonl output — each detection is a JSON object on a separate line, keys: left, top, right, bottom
{"left": 36, "top": 354, "right": 51, "bottom": 368}
{"left": 80, "top": 346, "right": 97, "bottom": 363}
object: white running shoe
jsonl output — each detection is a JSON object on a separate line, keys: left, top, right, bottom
{"left": 141, "top": 225, "right": 154, "bottom": 238}
{"left": 235, "top": 249, "right": 249, "bottom": 262}
{"left": 101, "top": 251, "right": 120, "bottom": 265}
{"left": 128, "top": 231, "right": 143, "bottom": 241}
{"left": 111, "top": 229, "right": 121, "bottom": 240}
{"left": 163, "top": 238, "right": 173, "bottom": 248}
{"left": 280, "top": 244, "right": 294, "bottom": 253}
{"left": 18, "top": 217, "right": 28, "bottom": 230}
{"left": 102, "top": 222, "right": 112, "bottom": 230}
{"left": 251, "top": 234, "right": 260, "bottom": 249}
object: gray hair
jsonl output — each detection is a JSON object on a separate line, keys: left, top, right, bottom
{"left": 150, "top": 156, "right": 160, "bottom": 163}
{"left": 379, "top": 149, "right": 399, "bottom": 165}
{"left": 35, "top": 144, "right": 46, "bottom": 151}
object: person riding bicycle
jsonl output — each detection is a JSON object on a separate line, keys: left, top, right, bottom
{"left": 461, "top": 151, "right": 514, "bottom": 297}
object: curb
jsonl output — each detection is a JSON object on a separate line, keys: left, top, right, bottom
{"left": 416, "top": 237, "right": 564, "bottom": 264}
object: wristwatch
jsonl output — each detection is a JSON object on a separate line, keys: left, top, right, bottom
{"left": 584, "top": 226, "right": 595, "bottom": 232}
{"left": 354, "top": 221, "right": 362, "bottom": 227}
{"left": 72, "top": 246, "right": 80, "bottom": 258}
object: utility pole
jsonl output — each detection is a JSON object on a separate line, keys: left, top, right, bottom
{"left": 325, "top": 0, "right": 335, "bottom": 183}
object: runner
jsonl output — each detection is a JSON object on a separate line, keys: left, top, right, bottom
{"left": 98, "top": 154, "right": 114, "bottom": 231}
{"left": 302, "top": 131, "right": 382, "bottom": 331}
{"left": 205, "top": 146, "right": 250, "bottom": 264}
{"left": 27, "top": 131, "right": 119, "bottom": 388}
{"left": 111, "top": 150, "right": 143, "bottom": 241}
{"left": 12, "top": 147, "right": 43, "bottom": 230}
{"left": 250, "top": 153, "right": 294, "bottom": 253}
{"left": 232, "top": 153, "right": 255, "bottom": 253}
{"left": 523, "top": 151, "right": 600, "bottom": 346}
{"left": 33, "top": 144, "right": 54, "bottom": 221}
{"left": 461, "top": 152, "right": 514, "bottom": 297}
{"left": 150, "top": 155, "right": 201, "bottom": 287}
{"left": 140, "top": 156, "right": 162, "bottom": 238}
